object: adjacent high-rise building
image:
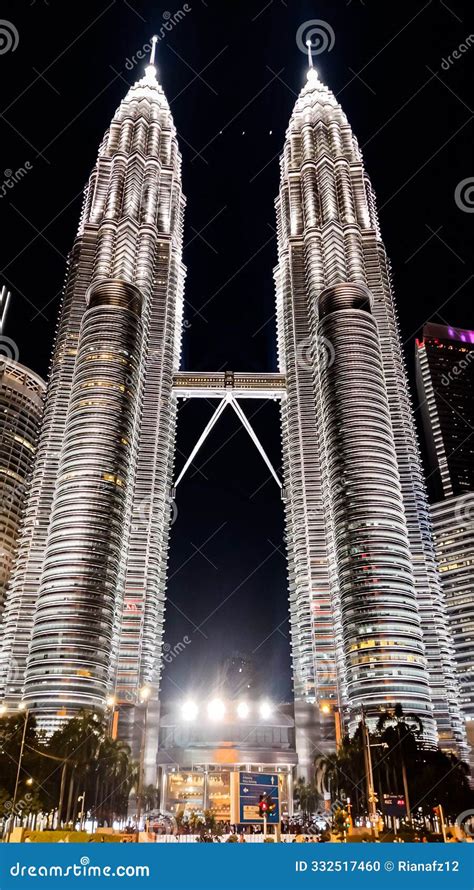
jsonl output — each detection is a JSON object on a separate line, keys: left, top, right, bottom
{"left": 0, "top": 56, "right": 185, "bottom": 778}
{"left": 275, "top": 57, "right": 466, "bottom": 771}
{"left": 0, "top": 357, "right": 45, "bottom": 619}
{"left": 415, "top": 323, "right": 473, "bottom": 764}
{"left": 415, "top": 323, "right": 473, "bottom": 501}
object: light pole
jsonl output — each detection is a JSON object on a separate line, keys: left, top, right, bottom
{"left": 105, "top": 695, "right": 119, "bottom": 740}
{"left": 320, "top": 701, "right": 342, "bottom": 748}
{"left": 360, "top": 708, "right": 379, "bottom": 839}
{"left": 6, "top": 702, "right": 29, "bottom": 842}
{"left": 395, "top": 719, "right": 411, "bottom": 823}
{"left": 136, "top": 686, "right": 151, "bottom": 829}
{"left": 78, "top": 793, "right": 86, "bottom": 831}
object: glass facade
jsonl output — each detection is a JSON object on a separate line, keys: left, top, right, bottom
{"left": 318, "top": 284, "right": 433, "bottom": 734}
{"left": 415, "top": 324, "right": 473, "bottom": 500}
{"left": 416, "top": 324, "right": 473, "bottom": 763}
{"left": 157, "top": 707, "right": 296, "bottom": 821}
{"left": 0, "top": 361, "right": 45, "bottom": 620}
{"left": 0, "top": 65, "right": 185, "bottom": 766}
{"left": 275, "top": 67, "right": 465, "bottom": 760}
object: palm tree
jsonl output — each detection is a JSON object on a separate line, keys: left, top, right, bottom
{"left": 376, "top": 704, "right": 422, "bottom": 820}
{"left": 48, "top": 710, "right": 136, "bottom": 828}
{"left": 93, "top": 735, "right": 136, "bottom": 826}
{"left": 293, "top": 777, "right": 317, "bottom": 817}
{"left": 315, "top": 728, "right": 367, "bottom": 812}
{"left": 48, "top": 711, "right": 104, "bottom": 825}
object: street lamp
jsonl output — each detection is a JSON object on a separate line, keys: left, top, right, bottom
{"left": 236, "top": 701, "right": 249, "bottom": 719}
{"left": 181, "top": 700, "right": 198, "bottom": 721}
{"left": 105, "top": 694, "right": 118, "bottom": 739}
{"left": 259, "top": 700, "right": 273, "bottom": 720}
{"left": 319, "top": 701, "right": 342, "bottom": 748}
{"left": 77, "top": 793, "right": 86, "bottom": 832}
{"left": 6, "top": 702, "right": 29, "bottom": 842}
{"left": 207, "top": 699, "right": 225, "bottom": 720}
{"left": 136, "top": 686, "right": 152, "bottom": 828}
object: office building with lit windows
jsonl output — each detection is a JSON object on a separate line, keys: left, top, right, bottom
{"left": 415, "top": 323, "right": 473, "bottom": 500}
{"left": 0, "top": 358, "right": 45, "bottom": 619}
{"left": 415, "top": 323, "right": 474, "bottom": 764}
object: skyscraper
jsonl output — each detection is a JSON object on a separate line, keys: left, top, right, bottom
{"left": 415, "top": 323, "right": 473, "bottom": 500}
{"left": 275, "top": 56, "right": 465, "bottom": 771}
{"left": 0, "top": 357, "right": 45, "bottom": 619}
{"left": 415, "top": 323, "right": 473, "bottom": 765}
{"left": 0, "top": 54, "right": 185, "bottom": 775}
{"left": 318, "top": 284, "right": 431, "bottom": 736}
{"left": 0, "top": 45, "right": 466, "bottom": 783}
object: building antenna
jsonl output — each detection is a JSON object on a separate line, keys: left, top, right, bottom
{"left": 149, "top": 35, "right": 158, "bottom": 67}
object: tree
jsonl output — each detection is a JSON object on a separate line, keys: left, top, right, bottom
{"left": 314, "top": 703, "right": 474, "bottom": 826}
{"left": 0, "top": 712, "right": 55, "bottom": 823}
{"left": 203, "top": 809, "right": 216, "bottom": 831}
{"left": 315, "top": 727, "right": 367, "bottom": 813}
{"left": 333, "top": 807, "right": 349, "bottom": 841}
{"left": 376, "top": 704, "right": 422, "bottom": 817}
{"left": 294, "top": 777, "right": 318, "bottom": 817}
{"left": 48, "top": 710, "right": 136, "bottom": 827}
{"left": 188, "top": 810, "right": 204, "bottom": 833}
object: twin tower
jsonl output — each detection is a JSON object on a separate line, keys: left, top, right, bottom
{"left": 0, "top": 52, "right": 466, "bottom": 775}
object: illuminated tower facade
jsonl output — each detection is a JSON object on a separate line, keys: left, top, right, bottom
{"left": 416, "top": 323, "right": 473, "bottom": 765}
{"left": 0, "top": 358, "right": 45, "bottom": 620}
{"left": 275, "top": 57, "right": 465, "bottom": 769}
{"left": 0, "top": 54, "right": 185, "bottom": 770}
{"left": 0, "top": 45, "right": 466, "bottom": 783}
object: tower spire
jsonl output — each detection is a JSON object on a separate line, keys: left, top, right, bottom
{"left": 149, "top": 34, "right": 157, "bottom": 66}
{"left": 305, "top": 38, "right": 319, "bottom": 84}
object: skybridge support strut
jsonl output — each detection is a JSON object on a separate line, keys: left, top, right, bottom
{"left": 173, "top": 394, "right": 281, "bottom": 489}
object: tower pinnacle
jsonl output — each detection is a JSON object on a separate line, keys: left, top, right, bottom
{"left": 144, "top": 35, "right": 158, "bottom": 81}
{"left": 149, "top": 34, "right": 158, "bottom": 66}
{"left": 305, "top": 37, "right": 319, "bottom": 83}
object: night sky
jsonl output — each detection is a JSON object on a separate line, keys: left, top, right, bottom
{"left": 0, "top": 0, "right": 472, "bottom": 708}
